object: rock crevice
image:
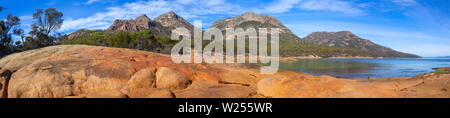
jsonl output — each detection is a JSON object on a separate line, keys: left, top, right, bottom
{"left": 0, "top": 69, "right": 12, "bottom": 98}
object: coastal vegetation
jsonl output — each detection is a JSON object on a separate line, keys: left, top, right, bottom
{"left": 58, "top": 30, "right": 179, "bottom": 54}
{"left": 416, "top": 67, "right": 450, "bottom": 78}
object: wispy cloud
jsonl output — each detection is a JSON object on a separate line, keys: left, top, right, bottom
{"left": 392, "top": 0, "right": 417, "bottom": 6}
{"left": 254, "top": 0, "right": 367, "bottom": 15}
{"left": 84, "top": 0, "right": 101, "bottom": 5}
{"left": 18, "top": 15, "right": 33, "bottom": 34}
{"left": 83, "top": 0, "right": 118, "bottom": 5}
{"left": 254, "top": 0, "right": 301, "bottom": 13}
{"left": 298, "top": 0, "right": 366, "bottom": 15}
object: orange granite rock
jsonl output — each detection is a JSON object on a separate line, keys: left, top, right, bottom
{"left": 156, "top": 67, "right": 191, "bottom": 90}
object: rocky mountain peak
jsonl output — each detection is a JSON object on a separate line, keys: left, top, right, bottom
{"left": 336, "top": 31, "right": 358, "bottom": 37}
{"left": 338, "top": 31, "right": 353, "bottom": 34}
{"left": 136, "top": 14, "right": 151, "bottom": 22}
{"left": 210, "top": 11, "right": 293, "bottom": 36}
{"left": 154, "top": 11, "right": 194, "bottom": 33}
{"left": 167, "top": 11, "right": 176, "bottom": 16}
{"left": 236, "top": 12, "right": 282, "bottom": 27}
{"left": 240, "top": 12, "right": 257, "bottom": 17}
{"left": 106, "top": 11, "right": 193, "bottom": 36}
{"left": 107, "top": 14, "right": 153, "bottom": 32}
{"left": 156, "top": 11, "right": 178, "bottom": 19}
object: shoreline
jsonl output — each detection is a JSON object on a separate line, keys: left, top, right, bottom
{"left": 279, "top": 56, "right": 422, "bottom": 61}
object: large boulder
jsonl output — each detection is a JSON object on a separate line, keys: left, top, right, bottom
{"left": 0, "top": 69, "right": 12, "bottom": 98}
{"left": 155, "top": 67, "right": 191, "bottom": 90}
{"left": 128, "top": 88, "right": 175, "bottom": 98}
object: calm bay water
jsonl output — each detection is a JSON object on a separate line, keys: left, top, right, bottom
{"left": 279, "top": 58, "right": 450, "bottom": 79}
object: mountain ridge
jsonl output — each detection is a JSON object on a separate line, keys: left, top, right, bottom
{"left": 210, "top": 12, "right": 301, "bottom": 41}
{"left": 304, "top": 31, "right": 420, "bottom": 58}
{"left": 106, "top": 11, "right": 193, "bottom": 36}
{"left": 66, "top": 11, "right": 420, "bottom": 58}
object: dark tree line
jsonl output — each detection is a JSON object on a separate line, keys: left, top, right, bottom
{"left": 0, "top": 6, "right": 63, "bottom": 57}
{"left": 58, "top": 30, "right": 179, "bottom": 54}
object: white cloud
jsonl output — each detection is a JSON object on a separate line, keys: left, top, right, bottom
{"left": 298, "top": 0, "right": 365, "bottom": 15}
{"left": 83, "top": 0, "right": 118, "bottom": 5}
{"left": 254, "top": 0, "right": 301, "bottom": 13}
{"left": 84, "top": 0, "right": 101, "bottom": 5}
{"left": 254, "top": 0, "right": 366, "bottom": 15}
{"left": 19, "top": 15, "right": 33, "bottom": 21}
{"left": 392, "top": 0, "right": 417, "bottom": 6}
{"left": 18, "top": 15, "right": 33, "bottom": 34}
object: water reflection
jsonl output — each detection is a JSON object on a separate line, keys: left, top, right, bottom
{"left": 280, "top": 59, "right": 379, "bottom": 78}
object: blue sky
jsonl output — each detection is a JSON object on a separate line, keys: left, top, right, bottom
{"left": 1, "top": 0, "right": 449, "bottom": 57}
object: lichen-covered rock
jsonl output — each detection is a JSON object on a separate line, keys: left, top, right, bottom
{"left": 0, "top": 69, "right": 12, "bottom": 98}
{"left": 397, "top": 74, "right": 450, "bottom": 98}
{"left": 257, "top": 75, "right": 402, "bottom": 98}
{"left": 156, "top": 67, "right": 191, "bottom": 90}
{"left": 0, "top": 45, "right": 89, "bottom": 71}
{"left": 126, "top": 68, "right": 157, "bottom": 89}
{"left": 221, "top": 69, "right": 260, "bottom": 87}
{"left": 121, "top": 68, "right": 157, "bottom": 95}
{"left": 128, "top": 88, "right": 175, "bottom": 98}
{"left": 257, "top": 75, "right": 345, "bottom": 98}
{"left": 8, "top": 63, "right": 75, "bottom": 98}
{"left": 175, "top": 81, "right": 253, "bottom": 98}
